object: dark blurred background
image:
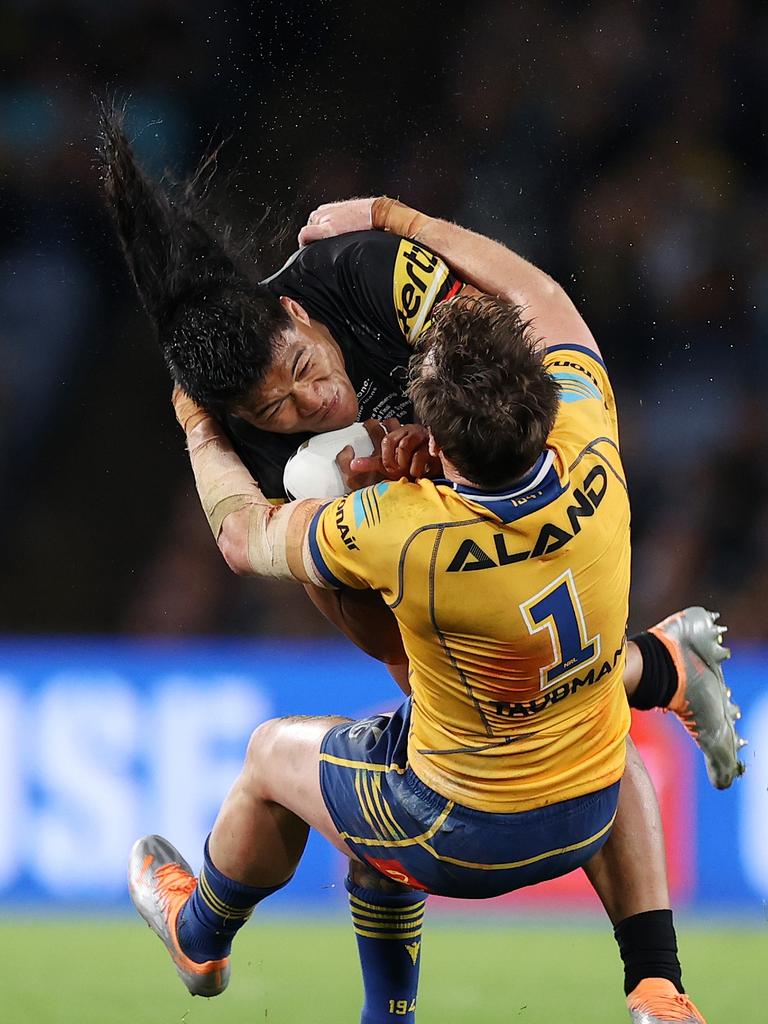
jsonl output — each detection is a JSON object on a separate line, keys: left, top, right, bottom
{"left": 1, "top": 0, "right": 766, "bottom": 639}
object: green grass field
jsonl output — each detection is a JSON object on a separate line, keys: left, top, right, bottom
{"left": 1, "top": 916, "right": 763, "bottom": 1023}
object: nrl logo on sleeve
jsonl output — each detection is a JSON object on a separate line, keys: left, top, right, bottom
{"left": 392, "top": 239, "right": 449, "bottom": 342}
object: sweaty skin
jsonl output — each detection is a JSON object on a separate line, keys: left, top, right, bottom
{"left": 235, "top": 297, "right": 359, "bottom": 435}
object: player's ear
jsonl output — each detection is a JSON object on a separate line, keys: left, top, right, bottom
{"left": 279, "top": 295, "right": 311, "bottom": 325}
{"left": 428, "top": 429, "right": 441, "bottom": 459}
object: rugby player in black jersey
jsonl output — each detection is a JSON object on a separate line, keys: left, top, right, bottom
{"left": 99, "top": 107, "right": 742, "bottom": 1024}
{"left": 221, "top": 225, "right": 458, "bottom": 500}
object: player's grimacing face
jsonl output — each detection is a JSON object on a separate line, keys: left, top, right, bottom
{"left": 234, "top": 299, "right": 359, "bottom": 434}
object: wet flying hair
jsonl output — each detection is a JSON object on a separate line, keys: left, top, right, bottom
{"left": 96, "top": 99, "right": 290, "bottom": 413}
{"left": 408, "top": 294, "right": 561, "bottom": 489}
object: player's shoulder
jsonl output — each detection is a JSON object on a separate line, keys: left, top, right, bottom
{"left": 543, "top": 343, "right": 611, "bottom": 400}
{"left": 333, "top": 476, "right": 447, "bottom": 539}
{"left": 311, "top": 476, "right": 465, "bottom": 590}
{"left": 262, "top": 231, "right": 398, "bottom": 285}
{"left": 346, "top": 476, "right": 427, "bottom": 528}
{"left": 544, "top": 343, "right": 621, "bottom": 454}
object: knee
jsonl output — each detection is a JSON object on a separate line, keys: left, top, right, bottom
{"left": 243, "top": 717, "right": 288, "bottom": 785}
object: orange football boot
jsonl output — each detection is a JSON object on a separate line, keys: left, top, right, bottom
{"left": 627, "top": 978, "right": 706, "bottom": 1023}
{"left": 128, "top": 834, "right": 230, "bottom": 997}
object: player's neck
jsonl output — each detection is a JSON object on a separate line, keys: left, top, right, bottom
{"left": 440, "top": 454, "right": 539, "bottom": 493}
{"left": 440, "top": 461, "right": 478, "bottom": 488}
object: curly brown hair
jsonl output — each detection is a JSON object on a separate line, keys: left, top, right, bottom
{"left": 408, "top": 294, "right": 560, "bottom": 489}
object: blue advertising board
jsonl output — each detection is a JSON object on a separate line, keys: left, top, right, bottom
{"left": 0, "top": 638, "right": 765, "bottom": 913}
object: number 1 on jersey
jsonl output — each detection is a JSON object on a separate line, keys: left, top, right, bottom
{"left": 520, "top": 569, "right": 601, "bottom": 691}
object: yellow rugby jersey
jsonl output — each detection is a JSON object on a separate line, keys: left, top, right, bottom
{"left": 309, "top": 345, "right": 631, "bottom": 813}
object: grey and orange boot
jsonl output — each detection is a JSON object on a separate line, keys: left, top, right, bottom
{"left": 128, "top": 834, "right": 230, "bottom": 997}
{"left": 649, "top": 606, "right": 746, "bottom": 789}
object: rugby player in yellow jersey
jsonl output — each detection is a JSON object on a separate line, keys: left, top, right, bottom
{"left": 98, "top": 108, "right": 735, "bottom": 1021}
{"left": 125, "top": 212, "right": 714, "bottom": 1019}
{"left": 99, "top": 108, "right": 742, "bottom": 797}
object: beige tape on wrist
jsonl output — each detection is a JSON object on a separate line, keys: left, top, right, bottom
{"left": 187, "top": 428, "right": 331, "bottom": 586}
{"left": 190, "top": 434, "right": 263, "bottom": 538}
{"left": 371, "top": 197, "right": 430, "bottom": 239}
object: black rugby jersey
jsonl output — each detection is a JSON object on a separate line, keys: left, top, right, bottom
{"left": 223, "top": 230, "right": 460, "bottom": 499}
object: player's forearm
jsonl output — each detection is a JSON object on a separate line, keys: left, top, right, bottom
{"left": 373, "top": 198, "right": 596, "bottom": 350}
{"left": 176, "top": 394, "right": 325, "bottom": 585}
{"left": 303, "top": 584, "right": 408, "bottom": 666}
{"left": 373, "top": 198, "right": 559, "bottom": 307}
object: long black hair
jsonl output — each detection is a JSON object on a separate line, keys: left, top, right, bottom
{"left": 96, "top": 99, "right": 289, "bottom": 413}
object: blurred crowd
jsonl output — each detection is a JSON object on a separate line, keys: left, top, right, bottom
{"left": 1, "top": 0, "right": 766, "bottom": 639}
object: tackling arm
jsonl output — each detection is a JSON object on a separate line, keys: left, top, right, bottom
{"left": 174, "top": 389, "right": 412, "bottom": 685}
{"left": 173, "top": 388, "right": 327, "bottom": 586}
{"left": 300, "top": 197, "right": 600, "bottom": 357}
{"left": 375, "top": 198, "right": 599, "bottom": 355}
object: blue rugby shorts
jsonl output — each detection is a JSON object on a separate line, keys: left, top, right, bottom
{"left": 319, "top": 699, "right": 620, "bottom": 898}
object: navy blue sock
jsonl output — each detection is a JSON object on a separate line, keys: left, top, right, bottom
{"left": 346, "top": 876, "right": 426, "bottom": 1024}
{"left": 177, "top": 836, "right": 289, "bottom": 963}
